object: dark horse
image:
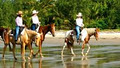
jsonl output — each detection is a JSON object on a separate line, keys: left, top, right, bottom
{"left": 34, "top": 23, "right": 55, "bottom": 57}
{"left": 0, "top": 27, "right": 12, "bottom": 51}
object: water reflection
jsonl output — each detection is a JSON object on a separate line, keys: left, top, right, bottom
{"left": 61, "top": 56, "right": 90, "bottom": 68}
{"left": 61, "top": 56, "right": 75, "bottom": 68}
{"left": 1, "top": 58, "right": 43, "bottom": 68}
{"left": 39, "top": 58, "right": 42, "bottom": 68}
{"left": 81, "top": 56, "right": 90, "bottom": 68}
{"left": 21, "top": 61, "right": 33, "bottom": 68}
{"left": 21, "top": 58, "right": 43, "bottom": 68}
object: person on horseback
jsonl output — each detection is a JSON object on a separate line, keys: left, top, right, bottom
{"left": 15, "top": 11, "right": 25, "bottom": 42}
{"left": 31, "top": 10, "right": 41, "bottom": 31}
{"left": 75, "top": 12, "right": 84, "bottom": 43}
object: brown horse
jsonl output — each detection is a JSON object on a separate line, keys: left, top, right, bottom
{"left": 2, "top": 28, "right": 41, "bottom": 61}
{"left": 0, "top": 27, "right": 7, "bottom": 39}
{"left": 0, "top": 27, "right": 12, "bottom": 51}
{"left": 35, "top": 23, "right": 55, "bottom": 57}
{"left": 61, "top": 28, "right": 100, "bottom": 56}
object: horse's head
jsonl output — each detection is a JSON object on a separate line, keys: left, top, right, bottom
{"left": 94, "top": 28, "right": 100, "bottom": 40}
{"left": 3, "top": 28, "right": 11, "bottom": 44}
{"left": 50, "top": 23, "right": 55, "bottom": 37}
{"left": 34, "top": 33, "right": 41, "bottom": 46}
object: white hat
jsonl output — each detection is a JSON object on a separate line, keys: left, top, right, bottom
{"left": 76, "top": 12, "right": 82, "bottom": 17}
{"left": 32, "top": 10, "right": 38, "bottom": 14}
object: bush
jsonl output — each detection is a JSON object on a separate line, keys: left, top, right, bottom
{"left": 87, "top": 19, "right": 107, "bottom": 29}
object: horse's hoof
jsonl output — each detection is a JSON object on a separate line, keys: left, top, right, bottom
{"left": 33, "top": 54, "right": 37, "bottom": 58}
{"left": 85, "top": 53, "right": 88, "bottom": 56}
{"left": 61, "top": 54, "right": 64, "bottom": 57}
{"left": 23, "top": 59, "right": 26, "bottom": 62}
{"left": 2, "top": 57, "right": 5, "bottom": 60}
{"left": 28, "top": 57, "right": 31, "bottom": 60}
{"left": 15, "top": 58, "right": 17, "bottom": 60}
{"left": 41, "top": 55, "right": 44, "bottom": 58}
{"left": 82, "top": 54, "right": 85, "bottom": 57}
{"left": 9, "top": 49, "right": 13, "bottom": 52}
{"left": 22, "top": 58, "right": 26, "bottom": 62}
{"left": 72, "top": 54, "right": 76, "bottom": 56}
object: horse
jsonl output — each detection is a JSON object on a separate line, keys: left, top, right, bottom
{"left": 34, "top": 23, "right": 55, "bottom": 57}
{"left": 61, "top": 28, "right": 100, "bottom": 56}
{"left": 0, "top": 27, "right": 12, "bottom": 51}
{"left": 2, "top": 28, "right": 41, "bottom": 61}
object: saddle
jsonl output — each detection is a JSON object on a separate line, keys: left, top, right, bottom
{"left": 10, "top": 27, "right": 24, "bottom": 40}
{"left": 74, "top": 27, "right": 83, "bottom": 35}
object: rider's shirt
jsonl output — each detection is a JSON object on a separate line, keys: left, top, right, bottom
{"left": 32, "top": 15, "right": 40, "bottom": 25}
{"left": 75, "top": 18, "right": 83, "bottom": 27}
{"left": 15, "top": 16, "right": 23, "bottom": 26}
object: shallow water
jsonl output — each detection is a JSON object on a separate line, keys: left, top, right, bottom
{"left": 0, "top": 42, "right": 120, "bottom": 68}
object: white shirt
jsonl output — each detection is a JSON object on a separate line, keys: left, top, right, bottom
{"left": 75, "top": 18, "right": 83, "bottom": 27}
{"left": 15, "top": 16, "right": 23, "bottom": 26}
{"left": 32, "top": 15, "right": 40, "bottom": 25}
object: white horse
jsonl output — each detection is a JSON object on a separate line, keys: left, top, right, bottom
{"left": 61, "top": 28, "right": 100, "bottom": 56}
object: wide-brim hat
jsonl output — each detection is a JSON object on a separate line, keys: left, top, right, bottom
{"left": 32, "top": 10, "right": 38, "bottom": 14}
{"left": 76, "top": 12, "right": 82, "bottom": 17}
{"left": 16, "top": 11, "right": 23, "bottom": 15}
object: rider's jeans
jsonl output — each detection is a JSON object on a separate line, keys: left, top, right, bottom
{"left": 15, "top": 26, "right": 20, "bottom": 41}
{"left": 31, "top": 24, "right": 36, "bottom": 30}
{"left": 76, "top": 25, "right": 81, "bottom": 40}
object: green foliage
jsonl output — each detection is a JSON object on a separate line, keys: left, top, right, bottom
{"left": 0, "top": 0, "right": 120, "bottom": 30}
{"left": 87, "top": 19, "right": 107, "bottom": 29}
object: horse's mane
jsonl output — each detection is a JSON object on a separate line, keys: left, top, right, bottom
{"left": 25, "top": 29, "right": 38, "bottom": 37}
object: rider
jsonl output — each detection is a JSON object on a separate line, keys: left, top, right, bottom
{"left": 75, "top": 12, "right": 84, "bottom": 43}
{"left": 15, "top": 11, "right": 25, "bottom": 42}
{"left": 31, "top": 10, "right": 41, "bottom": 31}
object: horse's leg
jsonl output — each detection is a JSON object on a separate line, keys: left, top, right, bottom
{"left": 61, "top": 42, "right": 67, "bottom": 56}
{"left": 85, "top": 43, "right": 90, "bottom": 56}
{"left": 34, "top": 50, "right": 39, "bottom": 57}
{"left": 34, "top": 40, "right": 43, "bottom": 57}
{"left": 8, "top": 44, "right": 12, "bottom": 51}
{"left": 70, "top": 47, "right": 76, "bottom": 56}
{"left": 2, "top": 44, "right": 7, "bottom": 59}
{"left": 21, "top": 43, "right": 26, "bottom": 61}
{"left": 81, "top": 41, "right": 86, "bottom": 56}
{"left": 12, "top": 43, "right": 17, "bottom": 60}
{"left": 39, "top": 41, "right": 43, "bottom": 57}
{"left": 27, "top": 43, "right": 34, "bottom": 60}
